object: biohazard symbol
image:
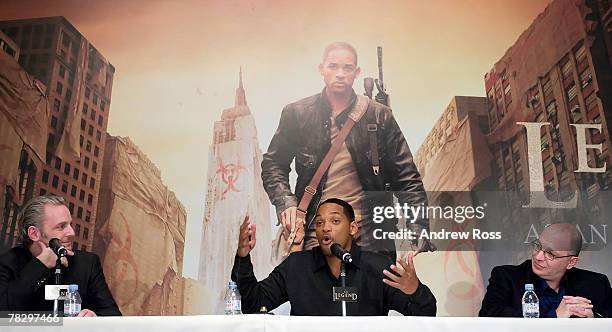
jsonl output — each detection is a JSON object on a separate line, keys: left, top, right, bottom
{"left": 104, "top": 211, "right": 140, "bottom": 308}
{"left": 216, "top": 158, "right": 245, "bottom": 199}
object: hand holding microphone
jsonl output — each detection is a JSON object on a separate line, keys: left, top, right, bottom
{"left": 49, "top": 238, "right": 68, "bottom": 257}
{"left": 34, "top": 239, "right": 74, "bottom": 269}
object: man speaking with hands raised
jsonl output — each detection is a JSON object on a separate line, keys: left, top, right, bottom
{"left": 231, "top": 198, "right": 436, "bottom": 315}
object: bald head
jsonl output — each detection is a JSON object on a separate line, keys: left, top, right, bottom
{"left": 539, "top": 223, "right": 582, "bottom": 255}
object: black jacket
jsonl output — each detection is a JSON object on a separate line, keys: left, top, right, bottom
{"left": 479, "top": 259, "right": 612, "bottom": 317}
{"left": 262, "top": 90, "right": 428, "bottom": 230}
{"left": 0, "top": 246, "right": 121, "bottom": 316}
{"left": 231, "top": 244, "right": 436, "bottom": 316}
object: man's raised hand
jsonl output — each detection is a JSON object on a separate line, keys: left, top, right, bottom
{"left": 237, "top": 215, "right": 256, "bottom": 257}
{"left": 382, "top": 251, "right": 420, "bottom": 295}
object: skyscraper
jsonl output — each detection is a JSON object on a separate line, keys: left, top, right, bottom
{"left": 414, "top": 96, "right": 491, "bottom": 316}
{"left": 485, "top": 0, "right": 611, "bottom": 199}
{"left": 0, "top": 17, "right": 115, "bottom": 251}
{"left": 94, "top": 135, "right": 187, "bottom": 315}
{"left": 481, "top": 0, "right": 612, "bottom": 276}
{"left": 198, "top": 69, "right": 273, "bottom": 313}
{"left": 0, "top": 29, "right": 46, "bottom": 251}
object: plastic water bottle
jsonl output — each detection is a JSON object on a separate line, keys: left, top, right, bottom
{"left": 63, "top": 284, "right": 82, "bottom": 317}
{"left": 223, "top": 281, "right": 242, "bottom": 315}
{"left": 522, "top": 283, "right": 539, "bottom": 318}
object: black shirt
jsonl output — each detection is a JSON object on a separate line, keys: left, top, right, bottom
{"left": 231, "top": 244, "right": 436, "bottom": 316}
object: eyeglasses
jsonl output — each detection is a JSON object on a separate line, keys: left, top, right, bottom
{"left": 531, "top": 240, "right": 577, "bottom": 261}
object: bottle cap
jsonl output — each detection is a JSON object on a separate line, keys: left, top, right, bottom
{"left": 524, "top": 283, "right": 534, "bottom": 291}
{"left": 69, "top": 284, "right": 79, "bottom": 292}
{"left": 229, "top": 281, "right": 237, "bottom": 288}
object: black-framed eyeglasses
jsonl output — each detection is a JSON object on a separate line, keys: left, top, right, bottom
{"left": 531, "top": 240, "right": 577, "bottom": 261}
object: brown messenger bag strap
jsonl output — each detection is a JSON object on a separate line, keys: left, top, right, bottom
{"left": 296, "top": 95, "right": 370, "bottom": 214}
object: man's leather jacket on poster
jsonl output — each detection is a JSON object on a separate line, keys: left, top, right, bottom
{"left": 262, "top": 89, "right": 429, "bottom": 231}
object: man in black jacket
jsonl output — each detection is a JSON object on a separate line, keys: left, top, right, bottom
{"left": 231, "top": 198, "right": 436, "bottom": 315}
{"left": 0, "top": 195, "right": 121, "bottom": 316}
{"left": 479, "top": 223, "right": 612, "bottom": 317}
{"left": 262, "top": 42, "right": 429, "bottom": 259}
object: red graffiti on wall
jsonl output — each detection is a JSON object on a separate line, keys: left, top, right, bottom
{"left": 443, "top": 219, "right": 483, "bottom": 301}
{"left": 215, "top": 159, "right": 245, "bottom": 199}
{"left": 107, "top": 211, "right": 140, "bottom": 307}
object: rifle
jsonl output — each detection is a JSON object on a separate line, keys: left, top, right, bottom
{"left": 363, "top": 46, "right": 390, "bottom": 106}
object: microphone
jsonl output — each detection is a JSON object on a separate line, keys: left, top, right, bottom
{"left": 49, "top": 238, "right": 67, "bottom": 257}
{"left": 330, "top": 243, "right": 353, "bottom": 264}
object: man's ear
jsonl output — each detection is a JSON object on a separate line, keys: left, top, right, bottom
{"left": 27, "top": 225, "right": 41, "bottom": 242}
{"left": 318, "top": 63, "right": 324, "bottom": 75}
{"left": 349, "top": 220, "right": 358, "bottom": 236}
{"left": 566, "top": 256, "right": 579, "bottom": 270}
{"left": 355, "top": 66, "right": 361, "bottom": 78}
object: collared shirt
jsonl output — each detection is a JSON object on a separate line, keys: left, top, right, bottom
{"left": 231, "top": 244, "right": 436, "bottom": 316}
{"left": 318, "top": 87, "right": 358, "bottom": 125}
{"left": 536, "top": 276, "right": 566, "bottom": 318}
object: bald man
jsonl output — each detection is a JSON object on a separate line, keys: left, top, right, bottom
{"left": 479, "top": 223, "right": 612, "bottom": 318}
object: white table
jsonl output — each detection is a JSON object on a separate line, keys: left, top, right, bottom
{"left": 3, "top": 315, "right": 611, "bottom": 332}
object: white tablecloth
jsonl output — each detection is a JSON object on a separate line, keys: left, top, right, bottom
{"left": 3, "top": 315, "right": 611, "bottom": 332}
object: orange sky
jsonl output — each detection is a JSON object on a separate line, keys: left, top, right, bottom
{"left": 1, "top": 0, "right": 551, "bottom": 278}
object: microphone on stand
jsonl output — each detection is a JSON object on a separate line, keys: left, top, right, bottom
{"left": 49, "top": 238, "right": 68, "bottom": 257}
{"left": 330, "top": 243, "right": 353, "bottom": 317}
{"left": 330, "top": 243, "right": 353, "bottom": 264}
{"left": 48, "top": 238, "right": 66, "bottom": 317}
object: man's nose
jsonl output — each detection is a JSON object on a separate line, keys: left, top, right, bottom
{"left": 533, "top": 249, "right": 545, "bottom": 261}
{"left": 323, "top": 221, "right": 332, "bottom": 231}
{"left": 65, "top": 225, "right": 76, "bottom": 238}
